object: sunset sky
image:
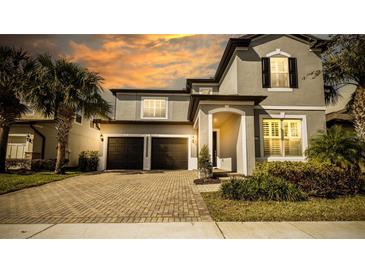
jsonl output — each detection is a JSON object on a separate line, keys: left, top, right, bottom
{"left": 0, "top": 34, "right": 239, "bottom": 89}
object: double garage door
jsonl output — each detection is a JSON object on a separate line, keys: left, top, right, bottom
{"left": 107, "top": 137, "right": 188, "bottom": 170}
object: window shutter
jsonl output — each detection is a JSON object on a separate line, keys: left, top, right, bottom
{"left": 288, "top": 58, "right": 298, "bottom": 88}
{"left": 262, "top": 57, "right": 270, "bottom": 88}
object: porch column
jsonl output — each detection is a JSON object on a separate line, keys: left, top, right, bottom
{"left": 197, "top": 110, "right": 213, "bottom": 160}
{"left": 241, "top": 107, "right": 256, "bottom": 175}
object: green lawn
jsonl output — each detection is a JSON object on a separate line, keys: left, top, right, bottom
{"left": 202, "top": 191, "right": 365, "bottom": 222}
{"left": 0, "top": 171, "right": 81, "bottom": 194}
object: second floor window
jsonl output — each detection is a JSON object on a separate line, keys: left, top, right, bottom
{"left": 270, "top": 57, "right": 289, "bottom": 88}
{"left": 262, "top": 56, "right": 298, "bottom": 89}
{"left": 142, "top": 98, "right": 167, "bottom": 119}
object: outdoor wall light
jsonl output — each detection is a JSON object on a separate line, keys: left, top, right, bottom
{"left": 192, "top": 135, "right": 196, "bottom": 144}
{"left": 100, "top": 133, "right": 104, "bottom": 142}
{"left": 26, "top": 133, "right": 32, "bottom": 143}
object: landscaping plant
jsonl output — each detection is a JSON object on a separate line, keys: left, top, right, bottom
{"left": 313, "top": 35, "right": 365, "bottom": 140}
{"left": 27, "top": 55, "right": 110, "bottom": 174}
{"left": 306, "top": 125, "right": 365, "bottom": 170}
{"left": 0, "top": 47, "right": 37, "bottom": 173}
{"left": 79, "top": 151, "right": 99, "bottom": 172}
{"left": 254, "top": 161, "right": 362, "bottom": 198}
{"left": 198, "top": 144, "right": 213, "bottom": 178}
{"left": 221, "top": 174, "right": 307, "bottom": 202}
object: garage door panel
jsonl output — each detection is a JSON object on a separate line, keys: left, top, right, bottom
{"left": 151, "top": 137, "right": 188, "bottom": 170}
{"left": 107, "top": 137, "right": 144, "bottom": 170}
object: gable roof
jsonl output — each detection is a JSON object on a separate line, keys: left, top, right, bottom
{"left": 186, "top": 34, "right": 326, "bottom": 90}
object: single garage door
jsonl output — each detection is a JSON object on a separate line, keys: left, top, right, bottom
{"left": 151, "top": 137, "right": 188, "bottom": 170}
{"left": 107, "top": 137, "right": 144, "bottom": 169}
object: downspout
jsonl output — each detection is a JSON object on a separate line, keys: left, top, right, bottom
{"left": 30, "top": 124, "right": 45, "bottom": 159}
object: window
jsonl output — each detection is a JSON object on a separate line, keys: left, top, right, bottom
{"left": 6, "top": 136, "right": 27, "bottom": 159}
{"left": 75, "top": 108, "right": 83, "bottom": 124}
{"left": 263, "top": 119, "right": 302, "bottom": 157}
{"left": 262, "top": 55, "right": 298, "bottom": 89}
{"left": 270, "top": 57, "right": 289, "bottom": 88}
{"left": 142, "top": 98, "right": 167, "bottom": 119}
{"left": 198, "top": 87, "right": 213, "bottom": 94}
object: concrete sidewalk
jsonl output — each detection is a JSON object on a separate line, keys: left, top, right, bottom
{"left": 0, "top": 221, "right": 364, "bottom": 239}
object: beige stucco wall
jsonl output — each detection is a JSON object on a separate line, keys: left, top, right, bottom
{"left": 114, "top": 93, "right": 190, "bottom": 121}
{"left": 9, "top": 117, "right": 101, "bottom": 167}
{"left": 218, "top": 114, "right": 240, "bottom": 171}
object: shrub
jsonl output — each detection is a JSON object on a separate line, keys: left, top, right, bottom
{"left": 5, "top": 159, "right": 31, "bottom": 170}
{"left": 198, "top": 145, "right": 212, "bottom": 178}
{"left": 221, "top": 175, "right": 307, "bottom": 202}
{"left": 79, "top": 151, "right": 99, "bottom": 172}
{"left": 254, "top": 161, "right": 361, "bottom": 198}
{"left": 306, "top": 126, "right": 365, "bottom": 170}
{"left": 31, "top": 159, "right": 56, "bottom": 171}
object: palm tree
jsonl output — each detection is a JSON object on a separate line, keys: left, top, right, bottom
{"left": 28, "top": 55, "right": 110, "bottom": 174}
{"left": 320, "top": 35, "right": 365, "bottom": 140}
{"left": 0, "top": 47, "right": 35, "bottom": 173}
{"left": 306, "top": 125, "right": 365, "bottom": 170}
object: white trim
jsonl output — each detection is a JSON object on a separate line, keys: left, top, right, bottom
{"left": 208, "top": 113, "right": 213, "bottom": 162}
{"left": 212, "top": 128, "right": 220, "bottom": 168}
{"left": 241, "top": 114, "right": 248, "bottom": 175}
{"left": 267, "top": 88, "right": 294, "bottom": 92}
{"left": 256, "top": 156, "right": 306, "bottom": 162}
{"left": 140, "top": 96, "right": 168, "bottom": 120}
{"left": 208, "top": 107, "right": 248, "bottom": 175}
{"left": 8, "top": 134, "right": 28, "bottom": 137}
{"left": 255, "top": 105, "right": 326, "bottom": 111}
{"left": 259, "top": 114, "right": 308, "bottom": 160}
{"left": 193, "top": 110, "right": 200, "bottom": 129}
{"left": 208, "top": 107, "right": 245, "bottom": 116}
{"left": 266, "top": 48, "right": 291, "bottom": 57}
{"left": 198, "top": 87, "right": 213, "bottom": 94}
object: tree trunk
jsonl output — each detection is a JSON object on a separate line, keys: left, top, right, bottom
{"left": 0, "top": 125, "right": 10, "bottom": 173}
{"left": 55, "top": 140, "right": 66, "bottom": 174}
{"left": 54, "top": 111, "right": 73, "bottom": 174}
{"left": 352, "top": 86, "right": 365, "bottom": 140}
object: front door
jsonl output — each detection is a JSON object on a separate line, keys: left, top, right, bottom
{"left": 212, "top": 131, "right": 217, "bottom": 167}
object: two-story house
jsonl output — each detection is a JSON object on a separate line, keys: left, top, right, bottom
{"left": 96, "top": 34, "right": 327, "bottom": 175}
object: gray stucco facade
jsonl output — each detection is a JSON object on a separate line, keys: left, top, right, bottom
{"left": 6, "top": 35, "right": 327, "bottom": 174}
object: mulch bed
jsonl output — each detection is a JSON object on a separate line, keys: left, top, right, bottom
{"left": 194, "top": 178, "right": 221, "bottom": 185}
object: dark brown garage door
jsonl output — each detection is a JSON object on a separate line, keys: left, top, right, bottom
{"left": 107, "top": 137, "right": 144, "bottom": 169}
{"left": 151, "top": 137, "right": 188, "bottom": 170}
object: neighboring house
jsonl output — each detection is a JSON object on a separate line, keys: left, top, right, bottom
{"left": 96, "top": 34, "right": 327, "bottom": 175}
{"left": 325, "top": 85, "right": 356, "bottom": 131}
{"left": 6, "top": 90, "right": 115, "bottom": 167}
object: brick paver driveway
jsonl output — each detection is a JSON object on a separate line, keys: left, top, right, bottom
{"left": 0, "top": 171, "right": 212, "bottom": 224}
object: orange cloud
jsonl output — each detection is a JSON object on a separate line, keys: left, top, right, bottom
{"left": 67, "top": 34, "right": 235, "bottom": 89}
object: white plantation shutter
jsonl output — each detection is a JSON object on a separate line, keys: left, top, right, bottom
{"left": 263, "top": 119, "right": 302, "bottom": 157}
{"left": 270, "top": 57, "right": 289, "bottom": 88}
{"left": 263, "top": 119, "right": 282, "bottom": 156}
